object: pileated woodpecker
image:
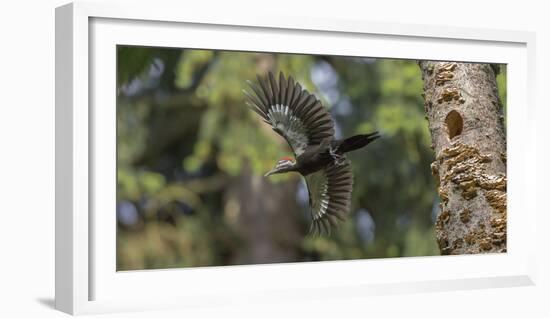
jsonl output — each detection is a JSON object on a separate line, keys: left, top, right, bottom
{"left": 244, "top": 72, "right": 379, "bottom": 235}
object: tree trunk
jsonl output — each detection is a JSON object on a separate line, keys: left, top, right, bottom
{"left": 419, "top": 61, "right": 507, "bottom": 255}
{"left": 225, "top": 163, "right": 304, "bottom": 265}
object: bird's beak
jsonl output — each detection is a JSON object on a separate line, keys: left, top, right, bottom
{"left": 264, "top": 169, "right": 277, "bottom": 177}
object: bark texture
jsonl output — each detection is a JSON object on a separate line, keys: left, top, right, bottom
{"left": 419, "top": 62, "right": 507, "bottom": 255}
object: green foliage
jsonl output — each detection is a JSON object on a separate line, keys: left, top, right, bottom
{"left": 116, "top": 46, "right": 507, "bottom": 270}
{"left": 496, "top": 65, "right": 507, "bottom": 111}
{"left": 116, "top": 46, "right": 154, "bottom": 87}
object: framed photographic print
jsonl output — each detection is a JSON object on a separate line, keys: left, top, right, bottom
{"left": 55, "top": 1, "right": 537, "bottom": 315}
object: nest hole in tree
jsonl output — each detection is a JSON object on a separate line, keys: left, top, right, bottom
{"left": 445, "top": 110, "right": 463, "bottom": 139}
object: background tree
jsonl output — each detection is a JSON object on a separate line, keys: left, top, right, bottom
{"left": 419, "top": 62, "right": 507, "bottom": 254}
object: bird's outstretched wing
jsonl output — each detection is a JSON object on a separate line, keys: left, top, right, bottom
{"left": 304, "top": 160, "right": 353, "bottom": 236}
{"left": 244, "top": 72, "right": 335, "bottom": 156}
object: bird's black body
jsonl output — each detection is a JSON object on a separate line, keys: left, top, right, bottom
{"left": 244, "top": 71, "right": 379, "bottom": 235}
{"left": 292, "top": 133, "right": 380, "bottom": 176}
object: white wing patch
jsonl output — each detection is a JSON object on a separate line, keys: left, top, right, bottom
{"left": 305, "top": 160, "right": 353, "bottom": 236}
{"left": 267, "top": 104, "right": 309, "bottom": 156}
{"left": 244, "top": 72, "right": 335, "bottom": 158}
{"left": 306, "top": 170, "right": 329, "bottom": 220}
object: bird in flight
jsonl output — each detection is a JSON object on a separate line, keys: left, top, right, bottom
{"left": 244, "top": 72, "right": 379, "bottom": 236}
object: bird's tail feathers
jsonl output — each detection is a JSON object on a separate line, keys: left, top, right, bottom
{"left": 338, "top": 132, "right": 380, "bottom": 154}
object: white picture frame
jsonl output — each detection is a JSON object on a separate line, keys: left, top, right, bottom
{"left": 55, "top": 1, "right": 537, "bottom": 315}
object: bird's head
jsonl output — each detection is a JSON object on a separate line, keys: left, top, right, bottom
{"left": 264, "top": 156, "right": 296, "bottom": 177}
